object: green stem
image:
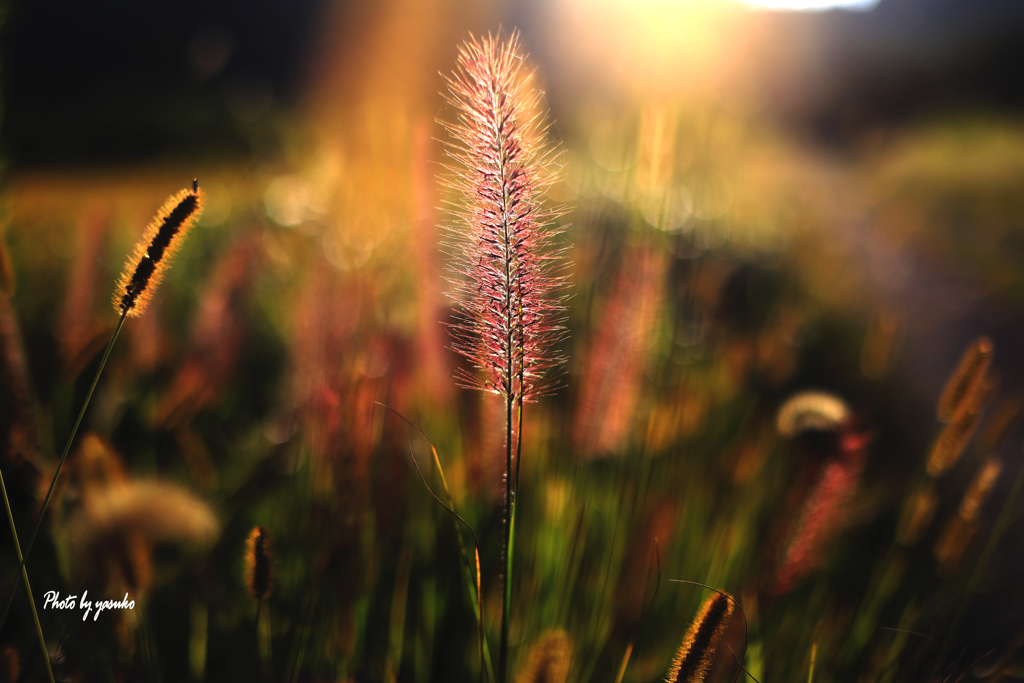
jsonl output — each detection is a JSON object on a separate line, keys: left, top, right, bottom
{"left": 258, "top": 600, "right": 272, "bottom": 681}
{"left": 0, "top": 310, "right": 127, "bottom": 632}
{"left": 0, "top": 466, "right": 55, "bottom": 683}
{"left": 504, "top": 391, "right": 524, "bottom": 677}
{"left": 499, "top": 388, "right": 513, "bottom": 683}
{"left": 375, "top": 403, "right": 493, "bottom": 682}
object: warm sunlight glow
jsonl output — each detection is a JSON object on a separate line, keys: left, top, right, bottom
{"left": 739, "top": 0, "right": 879, "bottom": 10}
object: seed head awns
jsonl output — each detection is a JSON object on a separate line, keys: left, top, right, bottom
{"left": 441, "top": 32, "right": 568, "bottom": 402}
{"left": 666, "top": 592, "right": 735, "bottom": 683}
{"left": 245, "top": 525, "right": 273, "bottom": 603}
{"left": 114, "top": 182, "right": 204, "bottom": 317}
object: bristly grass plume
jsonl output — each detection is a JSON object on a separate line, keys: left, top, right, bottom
{"left": 116, "top": 180, "right": 204, "bottom": 317}
{"left": 666, "top": 592, "right": 735, "bottom": 683}
{"left": 440, "top": 31, "right": 568, "bottom": 683}
{"left": 441, "top": 32, "right": 567, "bottom": 403}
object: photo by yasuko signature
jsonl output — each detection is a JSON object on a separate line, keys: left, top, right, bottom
{"left": 43, "top": 590, "right": 135, "bottom": 622}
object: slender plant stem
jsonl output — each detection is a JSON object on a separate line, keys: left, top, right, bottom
{"left": 502, "top": 377, "right": 525, "bottom": 683}
{"left": 0, "top": 310, "right": 127, "bottom": 632}
{"left": 499, "top": 387, "right": 513, "bottom": 683}
{"left": 498, "top": 195, "right": 515, "bottom": 683}
{"left": 0, "top": 467, "right": 55, "bottom": 683}
{"left": 258, "top": 600, "right": 272, "bottom": 681}
{"left": 375, "top": 402, "right": 493, "bottom": 681}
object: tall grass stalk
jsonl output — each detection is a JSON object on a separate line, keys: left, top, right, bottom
{"left": 0, "top": 466, "right": 54, "bottom": 683}
{"left": 0, "top": 310, "right": 125, "bottom": 638}
{"left": 378, "top": 402, "right": 493, "bottom": 681}
{"left": 0, "top": 182, "right": 201, "bottom": 636}
{"left": 441, "top": 32, "right": 567, "bottom": 683}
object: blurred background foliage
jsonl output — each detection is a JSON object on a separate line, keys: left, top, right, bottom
{"left": 2, "top": 0, "right": 1024, "bottom": 681}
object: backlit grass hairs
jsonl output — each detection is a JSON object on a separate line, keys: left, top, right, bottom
{"left": 441, "top": 31, "right": 567, "bottom": 403}
{"left": 115, "top": 180, "right": 204, "bottom": 317}
{"left": 666, "top": 591, "right": 736, "bottom": 683}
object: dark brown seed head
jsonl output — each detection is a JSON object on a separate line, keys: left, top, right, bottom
{"left": 114, "top": 184, "right": 204, "bottom": 317}
{"left": 666, "top": 592, "right": 735, "bottom": 683}
{"left": 245, "top": 525, "right": 273, "bottom": 603}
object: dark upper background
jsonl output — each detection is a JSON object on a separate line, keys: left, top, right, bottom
{"left": 3, "top": 0, "right": 1024, "bottom": 169}
{"left": 0, "top": 0, "right": 329, "bottom": 167}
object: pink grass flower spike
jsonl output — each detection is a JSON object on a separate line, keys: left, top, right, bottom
{"left": 441, "top": 32, "right": 568, "bottom": 403}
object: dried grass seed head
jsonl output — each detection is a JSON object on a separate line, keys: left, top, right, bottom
{"left": 937, "top": 336, "right": 993, "bottom": 422}
{"left": 516, "top": 629, "right": 572, "bottom": 683}
{"left": 59, "top": 449, "right": 219, "bottom": 601}
{"left": 926, "top": 375, "right": 994, "bottom": 477}
{"left": 666, "top": 591, "right": 736, "bottom": 683}
{"left": 115, "top": 181, "right": 204, "bottom": 317}
{"left": 440, "top": 32, "right": 568, "bottom": 402}
{"left": 67, "top": 480, "right": 219, "bottom": 549}
{"left": 245, "top": 525, "right": 273, "bottom": 603}
{"left": 959, "top": 457, "right": 1003, "bottom": 522}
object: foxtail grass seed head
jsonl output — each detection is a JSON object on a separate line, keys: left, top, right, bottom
{"left": 959, "top": 458, "right": 1002, "bottom": 523}
{"left": 666, "top": 592, "right": 735, "bottom": 683}
{"left": 245, "top": 526, "right": 273, "bottom": 603}
{"left": 115, "top": 181, "right": 203, "bottom": 317}
{"left": 516, "top": 629, "right": 572, "bottom": 683}
{"left": 926, "top": 380, "right": 992, "bottom": 477}
{"left": 937, "top": 337, "right": 993, "bottom": 422}
{"left": 441, "top": 32, "right": 568, "bottom": 402}
{"left": 64, "top": 477, "right": 220, "bottom": 550}
{"left": 934, "top": 515, "right": 976, "bottom": 575}
{"left": 777, "top": 392, "right": 850, "bottom": 438}
{"left": 896, "top": 481, "right": 938, "bottom": 546}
